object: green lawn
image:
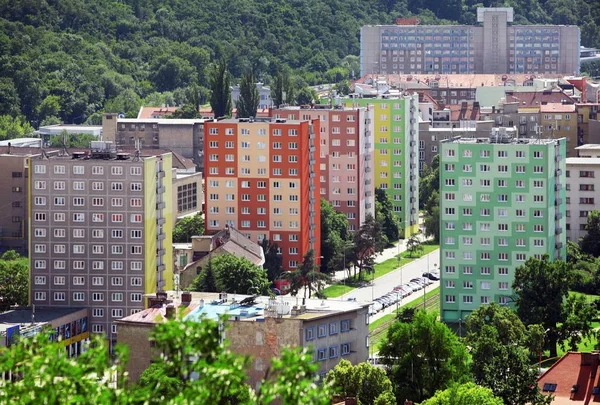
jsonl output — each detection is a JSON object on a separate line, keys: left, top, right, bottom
{"left": 322, "top": 244, "right": 439, "bottom": 298}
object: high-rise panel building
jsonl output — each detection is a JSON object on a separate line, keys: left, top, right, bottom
{"left": 28, "top": 143, "right": 174, "bottom": 343}
{"left": 271, "top": 106, "right": 375, "bottom": 231}
{"left": 439, "top": 135, "right": 566, "bottom": 324}
{"left": 203, "top": 118, "right": 320, "bottom": 271}
{"left": 361, "top": 7, "right": 580, "bottom": 76}
{"left": 344, "top": 94, "right": 420, "bottom": 237}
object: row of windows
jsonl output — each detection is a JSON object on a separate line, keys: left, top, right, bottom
{"left": 92, "top": 308, "right": 142, "bottom": 318}
{"left": 209, "top": 154, "right": 300, "bottom": 163}
{"left": 305, "top": 320, "right": 353, "bottom": 341}
{"left": 34, "top": 229, "right": 142, "bottom": 240}
{"left": 34, "top": 275, "right": 142, "bottom": 286}
{"left": 444, "top": 235, "right": 545, "bottom": 247}
{"left": 33, "top": 181, "right": 142, "bottom": 191}
{"left": 208, "top": 194, "right": 300, "bottom": 202}
{"left": 209, "top": 206, "right": 300, "bottom": 216}
{"left": 315, "top": 343, "right": 352, "bottom": 361}
{"left": 208, "top": 128, "right": 298, "bottom": 136}
{"left": 33, "top": 260, "right": 143, "bottom": 271}
{"left": 33, "top": 244, "right": 143, "bottom": 255}
{"left": 445, "top": 280, "right": 510, "bottom": 290}
{"left": 33, "top": 213, "right": 143, "bottom": 223}
{"left": 208, "top": 167, "right": 299, "bottom": 176}
{"left": 445, "top": 295, "right": 510, "bottom": 305}
{"left": 444, "top": 193, "right": 546, "bottom": 204}
{"left": 445, "top": 178, "right": 545, "bottom": 190}
{"left": 444, "top": 208, "right": 545, "bottom": 219}
{"left": 443, "top": 266, "right": 509, "bottom": 276}
{"left": 208, "top": 180, "right": 298, "bottom": 189}
{"left": 34, "top": 165, "right": 142, "bottom": 176}
{"left": 444, "top": 252, "right": 541, "bottom": 262}
{"left": 208, "top": 219, "right": 300, "bottom": 229}
{"left": 208, "top": 141, "right": 301, "bottom": 149}
{"left": 444, "top": 163, "right": 545, "bottom": 174}
{"left": 444, "top": 149, "right": 545, "bottom": 159}
{"left": 34, "top": 197, "right": 142, "bottom": 207}
{"left": 34, "top": 292, "right": 143, "bottom": 302}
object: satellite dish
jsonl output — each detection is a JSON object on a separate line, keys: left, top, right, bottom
{"left": 118, "top": 113, "right": 125, "bottom": 118}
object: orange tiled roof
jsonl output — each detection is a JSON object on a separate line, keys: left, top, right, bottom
{"left": 537, "top": 352, "right": 600, "bottom": 404}
{"left": 357, "top": 73, "right": 564, "bottom": 88}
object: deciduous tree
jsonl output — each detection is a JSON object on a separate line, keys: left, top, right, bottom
{"left": 379, "top": 310, "right": 471, "bottom": 404}
{"left": 375, "top": 187, "right": 400, "bottom": 243}
{"left": 173, "top": 213, "right": 204, "bottom": 243}
{"left": 189, "top": 254, "right": 269, "bottom": 295}
{"left": 326, "top": 359, "right": 396, "bottom": 405}
{"left": 261, "top": 239, "right": 283, "bottom": 283}
{"left": 0, "top": 250, "right": 28, "bottom": 311}
{"left": 421, "top": 383, "right": 503, "bottom": 405}
{"left": 581, "top": 210, "right": 600, "bottom": 257}
{"left": 352, "top": 213, "right": 385, "bottom": 281}
{"left": 320, "top": 199, "right": 352, "bottom": 273}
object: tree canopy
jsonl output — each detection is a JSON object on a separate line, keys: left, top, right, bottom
{"left": 172, "top": 213, "right": 204, "bottom": 243}
{"left": 320, "top": 198, "right": 352, "bottom": 273}
{"left": 236, "top": 71, "right": 260, "bottom": 118}
{"left": 0, "top": 250, "right": 28, "bottom": 311}
{"left": 421, "top": 383, "right": 503, "bottom": 405}
{"left": 189, "top": 254, "right": 270, "bottom": 295}
{"left": 513, "top": 255, "right": 596, "bottom": 357}
{"left": 326, "top": 359, "right": 396, "bottom": 405}
{"left": 379, "top": 310, "right": 471, "bottom": 404}
{"left": 581, "top": 210, "right": 600, "bottom": 257}
{"left": 0, "top": 316, "right": 332, "bottom": 404}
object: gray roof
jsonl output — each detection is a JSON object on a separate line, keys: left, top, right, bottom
{"left": 0, "top": 307, "right": 86, "bottom": 323}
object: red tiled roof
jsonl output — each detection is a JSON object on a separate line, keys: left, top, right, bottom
{"left": 537, "top": 352, "right": 600, "bottom": 404}
{"left": 137, "top": 106, "right": 179, "bottom": 119}
{"left": 448, "top": 103, "right": 481, "bottom": 121}
{"left": 539, "top": 103, "right": 576, "bottom": 113}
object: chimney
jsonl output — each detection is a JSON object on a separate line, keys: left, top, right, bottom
{"left": 181, "top": 291, "right": 192, "bottom": 306}
{"left": 148, "top": 291, "right": 168, "bottom": 307}
{"left": 165, "top": 304, "right": 176, "bottom": 319}
{"left": 7, "top": 142, "right": 11, "bottom": 155}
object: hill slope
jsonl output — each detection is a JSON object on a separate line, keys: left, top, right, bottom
{"left": 0, "top": 0, "right": 598, "bottom": 125}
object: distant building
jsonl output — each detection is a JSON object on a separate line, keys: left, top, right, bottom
{"left": 566, "top": 144, "right": 600, "bottom": 242}
{"left": 38, "top": 124, "right": 102, "bottom": 146}
{"left": 203, "top": 118, "right": 320, "bottom": 271}
{"left": 231, "top": 83, "right": 272, "bottom": 110}
{"left": 28, "top": 142, "right": 174, "bottom": 345}
{"left": 439, "top": 136, "right": 567, "bottom": 324}
{"left": 101, "top": 113, "right": 205, "bottom": 168}
{"left": 116, "top": 292, "right": 370, "bottom": 386}
{"left": 172, "top": 168, "right": 203, "bottom": 220}
{"left": 361, "top": 7, "right": 580, "bottom": 76}
{"left": 178, "top": 227, "right": 266, "bottom": 289}
{"left": 343, "top": 94, "right": 420, "bottom": 238}
{"left": 271, "top": 105, "right": 375, "bottom": 232}
{"left": 0, "top": 307, "right": 90, "bottom": 365}
{"left": 0, "top": 138, "right": 43, "bottom": 148}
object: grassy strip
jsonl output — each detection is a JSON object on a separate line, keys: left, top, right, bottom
{"left": 322, "top": 244, "right": 439, "bottom": 298}
{"left": 368, "top": 288, "right": 440, "bottom": 350}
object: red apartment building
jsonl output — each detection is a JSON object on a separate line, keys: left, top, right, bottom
{"left": 271, "top": 106, "right": 375, "bottom": 232}
{"left": 203, "top": 118, "right": 320, "bottom": 271}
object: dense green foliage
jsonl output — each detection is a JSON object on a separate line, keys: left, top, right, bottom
{"left": 236, "top": 71, "right": 260, "bottom": 118}
{"left": 581, "top": 210, "right": 600, "bottom": 257}
{"left": 351, "top": 213, "right": 386, "bottom": 281}
{"left": 172, "top": 213, "right": 204, "bottom": 243}
{"left": 260, "top": 239, "right": 283, "bottom": 283}
{"left": 513, "top": 255, "right": 596, "bottom": 357}
{"left": 465, "top": 303, "right": 551, "bottom": 405}
{"left": 420, "top": 155, "right": 440, "bottom": 243}
{"left": 0, "top": 317, "right": 332, "bottom": 404}
{"left": 48, "top": 131, "right": 97, "bottom": 148}
{"left": 326, "top": 359, "right": 396, "bottom": 405}
{"left": 1, "top": 0, "right": 598, "bottom": 125}
{"left": 421, "top": 383, "right": 504, "bottom": 405}
{"left": 0, "top": 250, "right": 28, "bottom": 311}
{"left": 375, "top": 188, "right": 400, "bottom": 243}
{"left": 280, "top": 249, "right": 331, "bottom": 299}
{"left": 379, "top": 310, "right": 471, "bottom": 404}
{"left": 189, "top": 254, "right": 270, "bottom": 295}
{"left": 320, "top": 198, "right": 353, "bottom": 273}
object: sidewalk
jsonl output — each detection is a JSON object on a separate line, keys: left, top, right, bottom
{"left": 331, "top": 238, "right": 410, "bottom": 282}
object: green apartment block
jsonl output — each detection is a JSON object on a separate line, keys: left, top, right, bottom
{"left": 344, "top": 94, "right": 420, "bottom": 237}
{"left": 439, "top": 135, "right": 567, "bottom": 324}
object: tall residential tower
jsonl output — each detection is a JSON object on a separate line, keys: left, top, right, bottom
{"left": 439, "top": 135, "right": 566, "bottom": 323}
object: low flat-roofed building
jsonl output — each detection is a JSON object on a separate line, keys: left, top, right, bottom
{"left": 117, "top": 291, "right": 370, "bottom": 385}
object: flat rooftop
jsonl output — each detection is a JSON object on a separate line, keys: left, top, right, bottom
{"left": 215, "top": 118, "right": 307, "bottom": 125}
{"left": 442, "top": 136, "right": 563, "bottom": 145}
{"left": 118, "top": 118, "right": 206, "bottom": 125}
{"left": 575, "top": 144, "right": 600, "bottom": 150}
{"left": 0, "top": 307, "right": 86, "bottom": 324}
{"left": 566, "top": 158, "right": 600, "bottom": 165}
{"left": 118, "top": 292, "right": 368, "bottom": 325}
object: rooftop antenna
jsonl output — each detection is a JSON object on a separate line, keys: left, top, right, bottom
{"left": 58, "top": 132, "right": 69, "bottom": 157}
{"left": 31, "top": 304, "right": 35, "bottom": 325}
{"left": 132, "top": 138, "right": 141, "bottom": 162}
{"left": 39, "top": 147, "right": 49, "bottom": 160}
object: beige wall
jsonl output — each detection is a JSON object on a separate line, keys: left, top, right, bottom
{"left": 0, "top": 154, "right": 29, "bottom": 255}
{"left": 116, "top": 322, "right": 154, "bottom": 382}
{"left": 172, "top": 171, "right": 203, "bottom": 218}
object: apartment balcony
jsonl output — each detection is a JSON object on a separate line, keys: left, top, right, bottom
{"left": 157, "top": 186, "right": 165, "bottom": 194}
{"left": 157, "top": 249, "right": 166, "bottom": 256}
{"left": 157, "top": 170, "right": 166, "bottom": 179}
{"left": 157, "top": 264, "right": 166, "bottom": 272}
{"left": 157, "top": 218, "right": 166, "bottom": 226}
{"left": 158, "top": 233, "right": 166, "bottom": 241}
{"left": 556, "top": 242, "right": 564, "bottom": 250}
{"left": 555, "top": 213, "right": 563, "bottom": 220}
{"left": 156, "top": 201, "right": 166, "bottom": 210}
{"left": 556, "top": 227, "right": 563, "bottom": 235}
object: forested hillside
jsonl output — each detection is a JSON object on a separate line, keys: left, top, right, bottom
{"left": 0, "top": 0, "right": 598, "bottom": 126}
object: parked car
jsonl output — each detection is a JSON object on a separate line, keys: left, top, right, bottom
{"left": 423, "top": 272, "right": 440, "bottom": 281}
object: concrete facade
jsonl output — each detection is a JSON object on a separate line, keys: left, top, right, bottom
{"left": 102, "top": 114, "right": 205, "bottom": 168}
{"left": 271, "top": 106, "right": 375, "bottom": 232}
{"left": 439, "top": 136, "right": 567, "bottom": 323}
{"left": 203, "top": 119, "right": 320, "bottom": 271}
{"left": 116, "top": 293, "right": 370, "bottom": 386}
{"left": 361, "top": 7, "right": 580, "bottom": 76}
{"left": 343, "top": 95, "right": 420, "bottom": 237}
{"left": 172, "top": 170, "right": 203, "bottom": 219}
{"left": 28, "top": 144, "right": 174, "bottom": 344}
{"left": 231, "top": 83, "right": 272, "bottom": 110}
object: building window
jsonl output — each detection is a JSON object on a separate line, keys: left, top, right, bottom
{"left": 305, "top": 327, "right": 315, "bottom": 341}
